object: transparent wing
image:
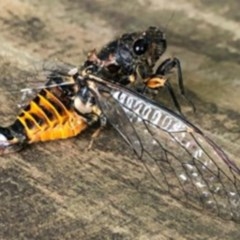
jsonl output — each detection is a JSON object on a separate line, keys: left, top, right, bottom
{"left": 95, "top": 91, "right": 143, "bottom": 158}
{"left": 17, "top": 62, "right": 78, "bottom": 108}
{"left": 91, "top": 77, "right": 240, "bottom": 222}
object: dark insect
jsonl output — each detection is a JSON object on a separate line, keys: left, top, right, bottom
{"left": 0, "top": 26, "right": 239, "bottom": 222}
{"left": 0, "top": 26, "right": 185, "bottom": 154}
{"left": 82, "top": 26, "right": 194, "bottom": 113}
{"left": 77, "top": 73, "right": 240, "bottom": 222}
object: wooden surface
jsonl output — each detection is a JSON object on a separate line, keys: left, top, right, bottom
{"left": 0, "top": 1, "right": 240, "bottom": 239}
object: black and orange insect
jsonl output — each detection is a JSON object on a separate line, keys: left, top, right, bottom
{"left": 83, "top": 26, "right": 193, "bottom": 113}
{"left": 0, "top": 26, "right": 239, "bottom": 222}
{"left": 0, "top": 26, "right": 185, "bottom": 154}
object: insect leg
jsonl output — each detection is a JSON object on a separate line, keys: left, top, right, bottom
{"left": 156, "top": 57, "right": 196, "bottom": 112}
{"left": 164, "top": 80, "right": 183, "bottom": 115}
{"left": 156, "top": 58, "right": 184, "bottom": 93}
{"left": 87, "top": 114, "right": 107, "bottom": 150}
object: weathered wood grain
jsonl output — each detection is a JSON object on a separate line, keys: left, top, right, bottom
{"left": 0, "top": 1, "right": 240, "bottom": 239}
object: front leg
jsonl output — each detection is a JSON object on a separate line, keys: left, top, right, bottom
{"left": 145, "top": 57, "right": 196, "bottom": 114}
{"left": 156, "top": 57, "right": 184, "bottom": 94}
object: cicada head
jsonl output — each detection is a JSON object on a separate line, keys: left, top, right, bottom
{"left": 83, "top": 26, "right": 167, "bottom": 85}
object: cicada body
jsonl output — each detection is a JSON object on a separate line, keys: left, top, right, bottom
{"left": 0, "top": 67, "right": 90, "bottom": 154}
{"left": 0, "top": 26, "right": 239, "bottom": 223}
{"left": 83, "top": 26, "right": 167, "bottom": 85}
{"left": 74, "top": 73, "right": 240, "bottom": 222}
{"left": 0, "top": 26, "right": 178, "bottom": 154}
{"left": 83, "top": 26, "right": 192, "bottom": 113}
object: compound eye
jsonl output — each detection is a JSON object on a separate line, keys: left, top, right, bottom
{"left": 133, "top": 38, "right": 148, "bottom": 55}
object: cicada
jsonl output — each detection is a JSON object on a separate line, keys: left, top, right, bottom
{"left": 83, "top": 26, "right": 194, "bottom": 113}
{"left": 0, "top": 26, "right": 239, "bottom": 222}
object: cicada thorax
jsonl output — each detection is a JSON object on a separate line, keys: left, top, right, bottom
{"left": 82, "top": 26, "right": 193, "bottom": 115}
{"left": 83, "top": 26, "right": 166, "bottom": 83}
{"left": 0, "top": 26, "right": 186, "bottom": 155}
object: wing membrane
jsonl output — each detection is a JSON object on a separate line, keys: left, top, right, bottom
{"left": 95, "top": 90, "right": 143, "bottom": 158}
{"left": 91, "top": 76, "right": 240, "bottom": 221}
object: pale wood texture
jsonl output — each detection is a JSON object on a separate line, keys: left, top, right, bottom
{"left": 0, "top": 1, "right": 240, "bottom": 239}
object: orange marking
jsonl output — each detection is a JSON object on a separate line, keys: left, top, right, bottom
{"left": 22, "top": 110, "right": 41, "bottom": 129}
{"left": 145, "top": 77, "right": 167, "bottom": 89}
{"left": 44, "top": 90, "right": 70, "bottom": 117}
{"left": 17, "top": 89, "right": 88, "bottom": 143}
{"left": 38, "top": 94, "right": 62, "bottom": 122}
{"left": 27, "top": 110, "right": 88, "bottom": 143}
{"left": 29, "top": 100, "right": 52, "bottom": 126}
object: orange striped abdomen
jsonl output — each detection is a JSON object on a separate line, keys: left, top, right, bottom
{"left": 15, "top": 88, "right": 88, "bottom": 143}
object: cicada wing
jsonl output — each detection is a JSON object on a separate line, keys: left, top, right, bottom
{"left": 17, "top": 62, "right": 78, "bottom": 108}
{"left": 93, "top": 88, "right": 144, "bottom": 158}
{"left": 93, "top": 79, "right": 240, "bottom": 222}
